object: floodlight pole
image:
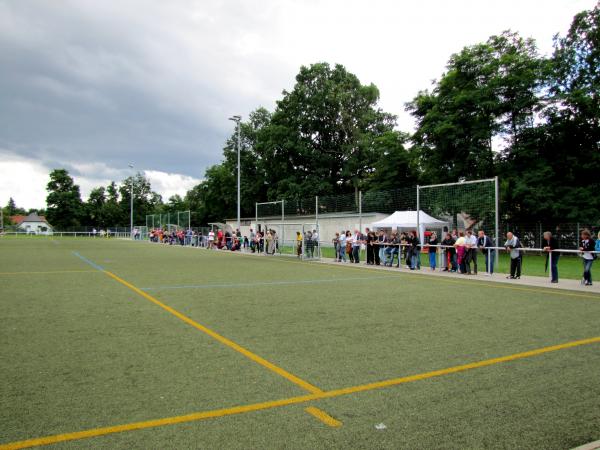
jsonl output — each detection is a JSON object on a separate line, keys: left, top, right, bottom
{"left": 416, "top": 185, "right": 420, "bottom": 241}
{"left": 129, "top": 163, "right": 134, "bottom": 239}
{"left": 494, "top": 176, "right": 499, "bottom": 265}
{"left": 229, "top": 115, "right": 242, "bottom": 231}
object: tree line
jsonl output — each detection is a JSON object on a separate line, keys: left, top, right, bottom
{"left": 5, "top": 5, "right": 598, "bottom": 230}
{"left": 191, "top": 4, "right": 599, "bottom": 225}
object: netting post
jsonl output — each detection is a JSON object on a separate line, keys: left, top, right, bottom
{"left": 494, "top": 176, "right": 499, "bottom": 265}
{"left": 188, "top": 210, "right": 191, "bottom": 230}
{"left": 282, "top": 200, "right": 285, "bottom": 254}
{"left": 358, "top": 191, "right": 362, "bottom": 232}
{"left": 315, "top": 196, "right": 319, "bottom": 235}
{"left": 416, "top": 185, "right": 420, "bottom": 241}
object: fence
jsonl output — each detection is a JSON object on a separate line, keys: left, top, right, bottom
{"left": 145, "top": 211, "right": 191, "bottom": 231}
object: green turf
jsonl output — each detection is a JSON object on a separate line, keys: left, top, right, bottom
{"left": 1, "top": 236, "right": 599, "bottom": 449}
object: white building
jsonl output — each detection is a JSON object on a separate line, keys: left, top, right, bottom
{"left": 12, "top": 213, "right": 54, "bottom": 235}
{"left": 225, "top": 212, "right": 388, "bottom": 246}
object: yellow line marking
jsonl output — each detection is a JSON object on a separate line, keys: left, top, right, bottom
{"left": 102, "top": 270, "right": 323, "bottom": 395}
{"left": 305, "top": 407, "right": 342, "bottom": 427}
{"left": 0, "top": 270, "right": 98, "bottom": 275}
{"left": 2, "top": 335, "right": 599, "bottom": 449}
{"left": 0, "top": 394, "right": 318, "bottom": 450}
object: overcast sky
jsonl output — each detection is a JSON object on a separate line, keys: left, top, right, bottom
{"left": 0, "top": 0, "right": 595, "bottom": 209}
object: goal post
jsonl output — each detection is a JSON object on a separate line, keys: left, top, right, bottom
{"left": 417, "top": 177, "right": 499, "bottom": 263}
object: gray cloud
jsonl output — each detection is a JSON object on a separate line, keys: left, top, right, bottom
{"left": 0, "top": 0, "right": 596, "bottom": 209}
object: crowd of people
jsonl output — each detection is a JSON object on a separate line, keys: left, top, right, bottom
{"left": 146, "top": 225, "right": 598, "bottom": 286}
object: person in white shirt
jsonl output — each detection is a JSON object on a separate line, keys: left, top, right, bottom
{"left": 208, "top": 230, "right": 215, "bottom": 249}
{"left": 465, "top": 230, "right": 478, "bottom": 275}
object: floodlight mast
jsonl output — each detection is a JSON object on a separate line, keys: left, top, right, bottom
{"left": 129, "top": 163, "right": 134, "bottom": 239}
{"left": 229, "top": 115, "right": 242, "bottom": 231}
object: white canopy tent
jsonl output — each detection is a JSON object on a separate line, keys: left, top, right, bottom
{"left": 372, "top": 210, "right": 448, "bottom": 242}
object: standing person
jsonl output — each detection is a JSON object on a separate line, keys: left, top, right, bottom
{"left": 427, "top": 232, "right": 438, "bottom": 271}
{"left": 249, "top": 228, "right": 256, "bottom": 253}
{"left": 376, "top": 230, "right": 386, "bottom": 265}
{"left": 478, "top": 230, "right": 495, "bottom": 275}
{"left": 346, "top": 231, "right": 354, "bottom": 263}
{"left": 464, "top": 230, "right": 478, "bottom": 275}
{"left": 208, "top": 229, "right": 215, "bottom": 249}
{"left": 339, "top": 230, "right": 347, "bottom": 262}
{"left": 409, "top": 231, "right": 420, "bottom": 270}
{"left": 296, "top": 231, "right": 303, "bottom": 258}
{"left": 542, "top": 231, "right": 559, "bottom": 283}
{"left": 312, "top": 229, "right": 319, "bottom": 257}
{"left": 579, "top": 229, "right": 595, "bottom": 286}
{"left": 332, "top": 232, "right": 341, "bottom": 262}
{"left": 304, "top": 230, "right": 313, "bottom": 258}
{"left": 365, "top": 228, "right": 374, "bottom": 265}
{"left": 454, "top": 232, "right": 468, "bottom": 274}
{"left": 352, "top": 229, "right": 362, "bottom": 264}
{"left": 504, "top": 232, "right": 522, "bottom": 279}
{"left": 442, "top": 232, "right": 457, "bottom": 272}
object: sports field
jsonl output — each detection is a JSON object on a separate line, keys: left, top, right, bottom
{"left": 1, "top": 237, "right": 600, "bottom": 449}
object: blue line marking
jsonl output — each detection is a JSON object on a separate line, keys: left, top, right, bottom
{"left": 141, "top": 275, "right": 396, "bottom": 291}
{"left": 72, "top": 251, "right": 105, "bottom": 271}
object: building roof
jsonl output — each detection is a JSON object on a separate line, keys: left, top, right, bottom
{"left": 11, "top": 213, "right": 50, "bottom": 224}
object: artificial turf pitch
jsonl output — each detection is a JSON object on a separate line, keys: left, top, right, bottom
{"left": 1, "top": 236, "right": 599, "bottom": 449}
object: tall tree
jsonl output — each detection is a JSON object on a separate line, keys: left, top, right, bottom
{"left": 118, "top": 173, "right": 163, "bottom": 226}
{"left": 500, "top": 5, "right": 600, "bottom": 223}
{"left": 259, "top": 62, "right": 396, "bottom": 199}
{"left": 45, "top": 169, "right": 84, "bottom": 229}
{"left": 407, "top": 31, "right": 541, "bottom": 184}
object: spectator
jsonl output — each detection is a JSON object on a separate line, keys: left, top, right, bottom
{"left": 408, "top": 230, "right": 420, "bottom": 270}
{"left": 365, "top": 228, "right": 374, "bottom": 265}
{"left": 385, "top": 232, "right": 400, "bottom": 267}
{"left": 344, "top": 231, "right": 353, "bottom": 263}
{"left": 504, "top": 232, "right": 522, "bottom": 280}
{"left": 542, "top": 231, "right": 559, "bottom": 283}
{"left": 465, "top": 230, "right": 478, "bottom": 275}
{"left": 579, "top": 229, "right": 595, "bottom": 286}
{"left": 352, "top": 229, "right": 362, "bottom": 264}
{"left": 296, "top": 231, "right": 303, "bottom": 258}
{"left": 375, "top": 230, "right": 386, "bottom": 265}
{"left": 442, "top": 232, "right": 457, "bottom": 272}
{"left": 427, "top": 232, "right": 438, "bottom": 271}
{"left": 478, "top": 230, "right": 495, "bottom": 275}
{"left": 339, "top": 231, "right": 347, "bottom": 263}
{"left": 332, "top": 232, "right": 341, "bottom": 262}
{"left": 454, "top": 232, "right": 467, "bottom": 274}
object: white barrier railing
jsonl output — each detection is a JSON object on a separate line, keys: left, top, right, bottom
{"left": 1, "top": 231, "right": 133, "bottom": 239}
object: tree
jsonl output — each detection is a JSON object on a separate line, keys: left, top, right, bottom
{"left": 499, "top": 5, "right": 600, "bottom": 223}
{"left": 364, "top": 131, "right": 417, "bottom": 191}
{"left": 45, "top": 169, "right": 84, "bottom": 229}
{"left": 258, "top": 62, "right": 396, "bottom": 199}
{"left": 407, "top": 31, "right": 542, "bottom": 184}
{"left": 84, "top": 187, "right": 107, "bottom": 227}
{"left": 118, "top": 173, "right": 163, "bottom": 227}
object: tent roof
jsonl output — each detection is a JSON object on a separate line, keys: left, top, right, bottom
{"left": 371, "top": 210, "right": 447, "bottom": 229}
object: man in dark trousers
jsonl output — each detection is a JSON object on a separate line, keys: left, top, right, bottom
{"left": 365, "top": 228, "right": 374, "bottom": 265}
{"left": 542, "top": 231, "right": 560, "bottom": 283}
{"left": 504, "top": 232, "right": 522, "bottom": 279}
{"left": 477, "top": 230, "right": 495, "bottom": 275}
